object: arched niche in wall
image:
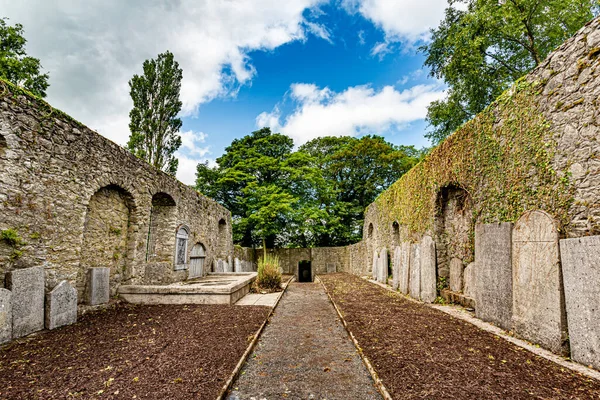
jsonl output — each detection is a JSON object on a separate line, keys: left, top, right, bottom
{"left": 146, "top": 192, "right": 177, "bottom": 262}
{"left": 368, "top": 223, "right": 374, "bottom": 238}
{"left": 217, "top": 218, "right": 227, "bottom": 257}
{"left": 174, "top": 224, "right": 190, "bottom": 270}
{"left": 434, "top": 184, "right": 473, "bottom": 281}
{"left": 392, "top": 221, "right": 400, "bottom": 244}
{"left": 80, "top": 184, "right": 136, "bottom": 296}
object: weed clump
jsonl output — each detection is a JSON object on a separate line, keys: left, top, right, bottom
{"left": 256, "top": 253, "right": 282, "bottom": 292}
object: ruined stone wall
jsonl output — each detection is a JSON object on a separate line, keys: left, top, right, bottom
{"left": 0, "top": 81, "right": 233, "bottom": 302}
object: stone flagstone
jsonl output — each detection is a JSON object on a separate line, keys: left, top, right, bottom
{"left": 45, "top": 280, "right": 78, "bottom": 330}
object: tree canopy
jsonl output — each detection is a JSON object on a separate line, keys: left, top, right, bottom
{"left": 421, "top": 0, "right": 597, "bottom": 144}
{"left": 127, "top": 51, "right": 183, "bottom": 175}
{"left": 0, "top": 18, "right": 49, "bottom": 97}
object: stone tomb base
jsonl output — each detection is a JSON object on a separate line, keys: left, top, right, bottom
{"left": 118, "top": 273, "right": 257, "bottom": 305}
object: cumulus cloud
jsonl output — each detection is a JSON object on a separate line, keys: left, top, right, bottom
{"left": 256, "top": 83, "right": 445, "bottom": 144}
{"left": 0, "top": 0, "right": 327, "bottom": 145}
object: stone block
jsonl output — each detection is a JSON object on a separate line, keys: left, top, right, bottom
{"left": 474, "top": 223, "right": 512, "bottom": 330}
{"left": 449, "top": 258, "right": 464, "bottom": 292}
{"left": 560, "top": 235, "right": 600, "bottom": 368}
{"left": 409, "top": 243, "right": 421, "bottom": 300}
{"left": 420, "top": 235, "right": 437, "bottom": 303}
{"left": 463, "top": 262, "right": 476, "bottom": 299}
{"left": 0, "top": 289, "right": 12, "bottom": 344}
{"left": 378, "top": 248, "right": 388, "bottom": 284}
{"left": 6, "top": 266, "right": 45, "bottom": 338}
{"left": 512, "top": 211, "right": 566, "bottom": 354}
{"left": 86, "top": 267, "right": 110, "bottom": 306}
{"left": 398, "top": 242, "right": 411, "bottom": 295}
{"left": 371, "top": 250, "right": 378, "bottom": 280}
{"left": 392, "top": 246, "right": 401, "bottom": 290}
{"left": 45, "top": 281, "right": 77, "bottom": 330}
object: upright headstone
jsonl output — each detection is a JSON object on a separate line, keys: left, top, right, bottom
{"left": 372, "top": 250, "right": 378, "bottom": 280}
{"left": 86, "top": 267, "right": 110, "bottom": 306}
{"left": 512, "top": 211, "right": 566, "bottom": 354}
{"left": 409, "top": 243, "right": 421, "bottom": 300}
{"left": 463, "top": 262, "right": 476, "bottom": 298}
{"left": 6, "top": 266, "right": 45, "bottom": 338}
{"left": 326, "top": 263, "right": 337, "bottom": 274}
{"left": 398, "top": 242, "right": 411, "bottom": 295}
{"left": 560, "top": 235, "right": 600, "bottom": 369}
{"left": 380, "top": 248, "right": 389, "bottom": 284}
{"left": 474, "top": 223, "right": 513, "bottom": 330}
{"left": 420, "top": 236, "right": 437, "bottom": 303}
{"left": 392, "top": 246, "right": 401, "bottom": 290}
{"left": 45, "top": 281, "right": 77, "bottom": 330}
{"left": 449, "top": 258, "right": 464, "bottom": 292}
{"left": 234, "top": 258, "right": 241, "bottom": 273}
{"left": 0, "top": 289, "right": 12, "bottom": 344}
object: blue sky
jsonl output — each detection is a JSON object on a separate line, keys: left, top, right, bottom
{"left": 1, "top": 0, "right": 450, "bottom": 184}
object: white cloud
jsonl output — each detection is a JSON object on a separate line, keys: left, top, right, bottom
{"left": 256, "top": 83, "right": 446, "bottom": 144}
{"left": 179, "top": 130, "right": 209, "bottom": 158}
{"left": 175, "top": 130, "right": 211, "bottom": 185}
{"left": 0, "top": 0, "right": 327, "bottom": 147}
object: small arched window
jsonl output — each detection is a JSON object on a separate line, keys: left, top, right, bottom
{"left": 368, "top": 223, "right": 374, "bottom": 238}
{"left": 392, "top": 221, "right": 400, "bottom": 243}
{"left": 175, "top": 226, "right": 189, "bottom": 269}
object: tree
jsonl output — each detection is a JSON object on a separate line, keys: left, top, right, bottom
{"left": 0, "top": 18, "right": 49, "bottom": 97}
{"left": 127, "top": 51, "right": 183, "bottom": 175}
{"left": 421, "top": 0, "right": 597, "bottom": 144}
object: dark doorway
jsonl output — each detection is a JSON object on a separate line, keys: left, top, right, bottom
{"left": 298, "top": 260, "right": 312, "bottom": 282}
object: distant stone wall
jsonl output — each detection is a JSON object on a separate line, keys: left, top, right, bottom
{"left": 0, "top": 80, "right": 233, "bottom": 304}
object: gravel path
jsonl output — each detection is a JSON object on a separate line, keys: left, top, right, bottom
{"left": 228, "top": 282, "right": 382, "bottom": 400}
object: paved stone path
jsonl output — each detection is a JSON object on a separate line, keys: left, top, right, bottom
{"left": 228, "top": 282, "right": 382, "bottom": 400}
{"left": 235, "top": 292, "right": 280, "bottom": 307}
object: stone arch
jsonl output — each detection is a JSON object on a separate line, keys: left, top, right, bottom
{"left": 146, "top": 192, "right": 177, "bottom": 262}
{"left": 175, "top": 224, "right": 190, "bottom": 270}
{"left": 80, "top": 184, "right": 136, "bottom": 299}
{"left": 434, "top": 185, "right": 472, "bottom": 286}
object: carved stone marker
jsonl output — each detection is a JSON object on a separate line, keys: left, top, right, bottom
{"left": 392, "top": 246, "right": 401, "bottom": 290}
{"left": 560, "top": 235, "right": 600, "bottom": 368}
{"left": 6, "top": 266, "right": 45, "bottom": 338}
{"left": 409, "top": 243, "right": 421, "bottom": 300}
{"left": 378, "top": 248, "right": 388, "bottom": 284}
{"left": 326, "top": 263, "right": 337, "bottom": 274}
{"left": 0, "top": 289, "right": 12, "bottom": 344}
{"left": 45, "top": 281, "right": 78, "bottom": 330}
{"left": 475, "top": 223, "right": 512, "bottom": 330}
{"left": 449, "top": 258, "right": 464, "bottom": 292}
{"left": 463, "top": 262, "right": 476, "bottom": 299}
{"left": 372, "top": 250, "right": 378, "bottom": 280}
{"left": 420, "top": 235, "right": 437, "bottom": 303}
{"left": 86, "top": 267, "right": 110, "bottom": 306}
{"left": 399, "top": 242, "right": 411, "bottom": 295}
{"left": 512, "top": 211, "right": 566, "bottom": 354}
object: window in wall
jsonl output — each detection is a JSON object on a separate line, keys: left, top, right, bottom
{"left": 392, "top": 221, "right": 400, "bottom": 243}
{"left": 175, "top": 226, "right": 189, "bottom": 270}
{"left": 368, "top": 223, "right": 374, "bottom": 238}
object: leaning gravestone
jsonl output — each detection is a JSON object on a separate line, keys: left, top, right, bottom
{"left": 560, "top": 235, "right": 600, "bottom": 369}
{"left": 0, "top": 289, "right": 12, "bottom": 344}
{"left": 463, "top": 262, "right": 476, "bottom": 299}
{"left": 392, "top": 246, "right": 401, "bottom": 290}
{"left": 512, "top": 211, "right": 566, "bottom": 354}
{"left": 399, "top": 242, "right": 411, "bottom": 295}
{"left": 45, "top": 281, "right": 77, "bottom": 330}
{"left": 474, "top": 223, "right": 513, "bottom": 330}
{"left": 378, "top": 248, "right": 388, "bottom": 284}
{"left": 6, "top": 266, "right": 45, "bottom": 338}
{"left": 86, "top": 267, "right": 110, "bottom": 306}
{"left": 449, "top": 258, "right": 464, "bottom": 292}
{"left": 409, "top": 243, "right": 421, "bottom": 300}
{"left": 372, "top": 250, "right": 378, "bottom": 280}
{"left": 420, "top": 236, "right": 437, "bottom": 303}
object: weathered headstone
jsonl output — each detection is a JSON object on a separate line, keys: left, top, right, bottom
{"left": 378, "top": 248, "right": 388, "bottom": 284}
{"left": 0, "top": 289, "right": 12, "bottom": 344}
{"left": 372, "top": 250, "right": 378, "bottom": 280}
{"left": 420, "top": 236, "right": 437, "bottom": 303}
{"left": 512, "top": 210, "right": 566, "bottom": 354}
{"left": 86, "top": 267, "right": 110, "bottom": 306}
{"left": 474, "top": 223, "right": 512, "bottom": 330}
{"left": 6, "top": 266, "right": 45, "bottom": 338}
{"left": 399, "top": 242, "right": 411, "bottom": 295}
{"left": 234, "top": 257, "right": 241, "bottom": 273}
{"left": 463, "top": 262, "right": 475, "bottom": 298}
{"left": 392, "top": 246, "right": 401, "bottom": 290}
{"left": 449, "top": 258, "right": 464, "bottom": 292}
{"left": 409, "top": 243, "right": 421, "bottom": 300}
{"left": 326, "top": 263, "right": 337, "bottom": 274}
{"left": 560, "top": 235, "right": 600, "bottom": 369}
{"left": 45, "top": 281, "right": 77, "bottom": 330}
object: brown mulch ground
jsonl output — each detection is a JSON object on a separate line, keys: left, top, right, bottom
{"left": 0, "top": 303, "right": 270, "bottom": 400}
{"left": 320, "top": 273, "right": 600, "bottom": 400}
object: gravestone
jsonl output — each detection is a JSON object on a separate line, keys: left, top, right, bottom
{"left": 6, "top": 266, "right": 45, "bottom": 338}
{"left": 392, "top": 246, "right": 401, "bottom": 290}
{"left": 86, "top": 267, "right": 110, "bottom": 306}
{"left": 234, "top": 258, "right": 241, "bottom": 272}
{"left": 449, "top": 258, "right": 464, "bottom": 292}
{"left": 0, "top": 289, "right": 12, "bottom": 344}
{"left": 463, "top": 262, "right": 476, "bottom": 298}
{"left": 560, "top": 235, "right": 600, "bottom": 369}
{"left": 409, "top": 243, "right": 421, "bottom": 300}
{"left": 474, "top": 223, "right": 513, "bottom": 330}
{"left": 326, "top": 263, "right": 337, "bottom": 274}
{"left": 45, "top": 280, "right": 77, "bottom": 330}
{"left": 378, "top": 248, "right": 388, "bottom": 284}
{"left": 399, "top": 242, "right": 411, "bottom": 295}
{"left": 512, "top": 211, "right": 566, "bottom": 354}
{"left": 372, "top": 250, "right": 378, "bottom": 280}
{"left": 420, "top": 236, "right": 437, "bottom": 303}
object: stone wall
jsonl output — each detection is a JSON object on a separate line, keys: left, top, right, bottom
{"left": 0, "top": 80, "right": 233, "bottom": 306}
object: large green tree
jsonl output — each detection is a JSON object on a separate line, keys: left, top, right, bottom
{"left": 0, "top": 18, "right": 49, "bottom": 97}
{"left": 421, "top": 0, "right": 597, "bottom": 144}
{"left": 127, "top": 51, "right": 183, "bottom": 175}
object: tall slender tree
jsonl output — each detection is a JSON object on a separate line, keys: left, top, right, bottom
{"left": 127, "top": 51, "right": 182, "bottom": 175}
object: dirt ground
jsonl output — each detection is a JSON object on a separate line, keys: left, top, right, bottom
{"left": 320, "top": 273, "right": 600, "bottom": 400}
{"left": 0, "top": 303, "right": 270, "bottom": 400}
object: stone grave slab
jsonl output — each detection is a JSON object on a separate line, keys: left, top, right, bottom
{"left": 86, "top": 267, "right": 110, "bottom": 306}
{"left": 449, "top": 258, "right": 464, "bottom": 292}
{"left": 463, "top": 262, "right": 476, "bottom": 299}
{"left": 0, "top": 289, "right": 12, "bottom": 344}
{"left": 326, "top": 263, "right": 337, "bottom": 274}
{"left": 420, "top": 235, "right": 437, "bottom": 303}
{"left": 6, "top": 266, "right": 45, "bottom": 338}
{"left": 398, "top": 242, "right": 411, "bottom": 295}
{"left": 45, "top": 280, "right": 78, "bottom": 330}
{"left": 372, "top": 250, "right": 378, "bottom": 280}
{"left": 392, "top": 246, "right": 401, "bottom": 290}
{"left": 409, "top": 243, "right": 421, "bottom": 300}
{"left": 378, "top": 248, "right": 388, "bottom": 284}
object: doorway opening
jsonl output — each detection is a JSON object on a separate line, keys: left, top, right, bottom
{"left": 298, "top": 260, "right": 312, "bottom": 282}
